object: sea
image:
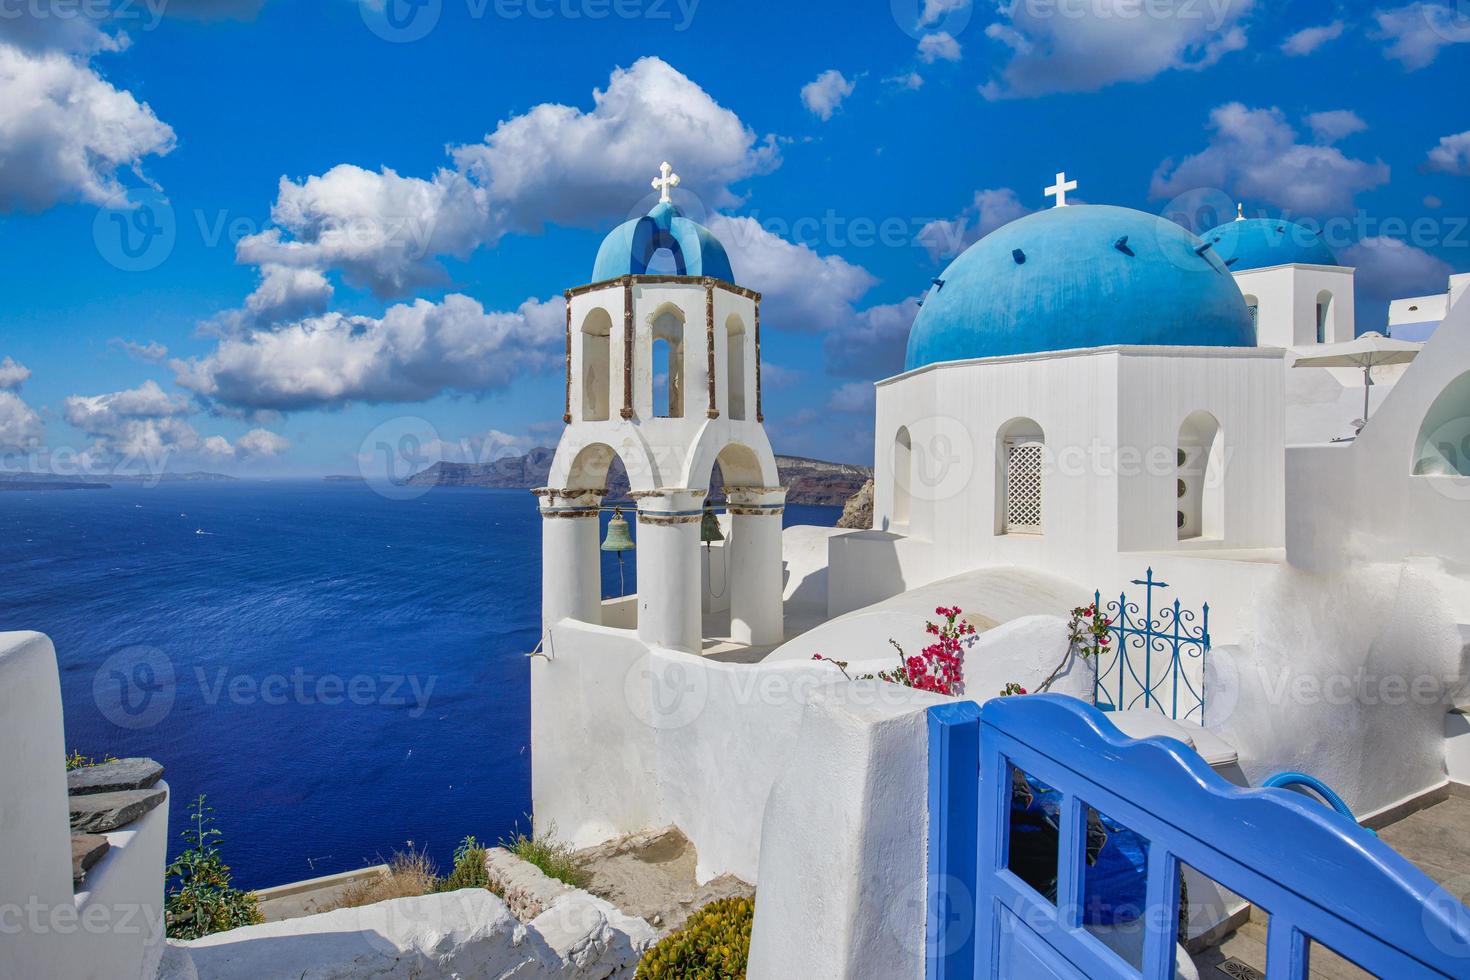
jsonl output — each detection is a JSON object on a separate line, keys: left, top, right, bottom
{"left": 0, "top": 481, "right": 839, "bottom": 890}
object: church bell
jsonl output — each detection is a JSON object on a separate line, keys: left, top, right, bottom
{"left": 601, "top": 508, "right": 634, "bottom": 552}
{"left": 701, "top": 500, "right": 725, "bottom": 544}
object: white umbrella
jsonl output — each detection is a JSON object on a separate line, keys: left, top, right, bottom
{"left": 1291, "top": 332, "right": 1423, "bottom": 434}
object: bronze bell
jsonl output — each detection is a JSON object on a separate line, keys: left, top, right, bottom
{"left": 601, "top": 508, "right": 635, "bottom": 552}
{"left": 701, "top": 500, "right": 725, "bottom": 544}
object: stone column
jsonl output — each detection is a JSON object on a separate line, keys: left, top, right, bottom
{"left": 536, "top": 488, "right": 604, "bottom": 633}
{"left": 634, "top": 489, "right": 704, "bottom": 654}
{"left": 726, "top": 487, "right": 786, "bottom": 647}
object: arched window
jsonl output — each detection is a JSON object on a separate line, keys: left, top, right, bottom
{"left": 650, "top": 306, "right": 685, "bottom": 419}
{"left": 1315, "top": 290, "right": 1334, "bottom": 344}
{"left": 1178, "top": 411, "right": 1224, "bottom": 541}
{"left": 996, "top": 418, "right": 1045, "bottom": 535}
{"left": 580, "top": 308, "right": 612, "bottom": 421}
{"left": 893, "top": 426, "right": 913, "bottom": 528}
{"left": 726, "top": 314, "right": 747, "bottom": 421}
{"left": 1414, "top": 370, "right": 1470, "bottom": 477}
{"left": 1242, "top": 294, "right": 1259, "bottom": 338}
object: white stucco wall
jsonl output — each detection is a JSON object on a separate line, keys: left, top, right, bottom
{"left": 1233, "top": 264, "right": 1356, "bottom": 347}
{"left": 0, "top": 631, "right": 167, "bottom": 980}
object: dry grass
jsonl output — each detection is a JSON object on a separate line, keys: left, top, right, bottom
{"left": 325, "top": 846, "right": 440, "bottom": 911}
{"left": 504, "top": 823, "right": 589, "bottom": 890}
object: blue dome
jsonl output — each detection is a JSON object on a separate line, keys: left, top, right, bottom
{"left": 591, "top": 201, "right": 735, "bottom": 283}
{"left": 1201, "top": 217, "right": 1338, "bottom": 271}
{"left": 905, "top": 205, "right": 1254, "bottom": 371}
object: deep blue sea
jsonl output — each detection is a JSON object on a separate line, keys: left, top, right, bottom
{"left": 0, "top": 481, "right": 838, "bottom": 889}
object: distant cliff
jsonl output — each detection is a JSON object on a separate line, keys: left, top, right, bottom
{"left": 405, "top": 448, "right": 871, "bottom": 507}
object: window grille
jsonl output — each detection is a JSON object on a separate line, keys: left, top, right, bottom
{"left": 1005, "top": 441, "right": 1043, "bottom": 534}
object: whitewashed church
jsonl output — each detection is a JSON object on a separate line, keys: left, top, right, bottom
{"left": 5, "top": 165, "right": 1470, "bottom": 979}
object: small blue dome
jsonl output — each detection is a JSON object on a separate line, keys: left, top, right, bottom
{"left": 591, "top": 201, "right": 735, "bottom": 283}
{"left": 1201, "top": 217, "right": 1338, "bottom": 272}
{"left": 905, "top": 205, "right": 1254, "bottom": 371}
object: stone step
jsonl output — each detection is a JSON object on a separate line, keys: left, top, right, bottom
{"left": 67, "top": 757, "right": 163, "bottom": 796}
{"left": 69, "top": 787, "right": 166, "bottom": 834}
{"left": 71, "top": 834, "right": 109, "bottom": 890}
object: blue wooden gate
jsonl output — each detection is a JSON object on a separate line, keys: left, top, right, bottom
{"left": 926, "top": 696, "right": 1470, "bottom": 979}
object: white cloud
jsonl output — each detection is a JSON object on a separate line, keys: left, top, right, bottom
{"left": 917, "top": 187, "right": 1030, "bottom": 261}
{"left": 244, "top": 264, "right": 334, "bottom": 322}
{"left": 706, "top": 215, "right": 876, "bottom": 333}
{"left": 235, "top": 427, "right": 290, "bottom": 458}
{"left": 1282, "top": 21, "right": 1346, "bottom": 56}
{"left": 759, "top": 363, "right": 802, "bottom": 388}
{"left": 824, "top": 297, "right": 921, "bottom": 379}
{"left": 174, "top": 293, "right": 565, "bottom": 412}
{"left": 888, "top": 71, "right": 925, "bottom": 90}
{"left": 1373, "top": 3, "right": 1470, "bottom": 70}
{"left": 1427, "top": 130, "right": 1470, "bottom": 175}
{"left": 1151, "top": 103, "right": 1390, "bottom": 216}
{"left": 0, "top": 41, "right": 176, "bottom": 212}
{"left": 242, "top": 57, "right": 777, "bottom": 298}
{"left": 0, "top": 391, "right": 44, "bottom": 451}
{"left": 63, "top": 380, "right": 202, "bottom": 461}
{"left": 920, "top": 0, "right": 971, "bottom": 27}
{"left": 1341, "top": 237, "right": 1454, "bottom": 300}
{"left": 0, "top": 356, "right": 31, "bottom": 391}
{"left": 425, "top": 428, "right": 532, "bottom": 465}
{"left": 918, "top": 31, "right": 962, "bottom": 63}
{"left": 826, "top": 381, "right": 876, "bottom": 414}
{"left": 801, "top": 70, "right": 856, "bottom": 121}
{"left": 109, "top": 339, "right": 170, "bottom": 363}
{"left": 1306, "top": 109, "right": 1368, "bottom": 144}
{"left": 980, "top": 0, "right": 1252, "bottom": 99}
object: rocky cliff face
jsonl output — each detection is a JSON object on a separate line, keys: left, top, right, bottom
{"left": 836, "top": 478, "right": 874, "bottom": 529}
{"left": 405, "top": 448, "right": 871, "bottom": 508}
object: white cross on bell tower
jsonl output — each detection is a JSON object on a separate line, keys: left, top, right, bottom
{"left": 652, "top": 161, "right": 680, "bottom": 204}
{"left": 1044, "top": 171, "right": 1078, "bottom": 208}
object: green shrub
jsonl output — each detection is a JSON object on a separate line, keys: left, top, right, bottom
{"left": 637, "top": 896, "right": 753, "bottom": 979}
{"left": 503, "top": 822, "right": 588, "bottom": 890}
{"left": 65, "top": 750, "right": 117, "bottom": 771}
{"left": 164, "top": 795, "right": 262, "bottom": 940}
{"left": 436, "top": 836, "right": 493, "bottom": 893}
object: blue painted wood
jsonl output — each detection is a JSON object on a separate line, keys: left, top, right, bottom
{"left": 926, "top": 701, "right": 983, "bottom": 980}
{"left": 926, "top": 694, "right": 1470, "bottom": 979}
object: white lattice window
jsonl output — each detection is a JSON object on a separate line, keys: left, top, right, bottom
{"left": 1005, "top": 441, "right": 1043, "bottom": 534}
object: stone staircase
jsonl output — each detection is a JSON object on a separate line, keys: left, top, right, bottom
{"left": 66, "top": 758, "right": 165, "bottom": 891}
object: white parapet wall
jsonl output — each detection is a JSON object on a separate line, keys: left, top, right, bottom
{"left": 0, "top": 631, "right": 167, "bottom": 980}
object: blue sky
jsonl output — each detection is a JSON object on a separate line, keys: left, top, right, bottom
{"left": 1, "top": 0, "right": 1467, "bottom": 476}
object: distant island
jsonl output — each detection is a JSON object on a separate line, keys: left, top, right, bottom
{"left": 0, "top": 471, "right": 235, "bottom": 489}
{"left": 404, "top": 447, "right": 872, "bottom": 507}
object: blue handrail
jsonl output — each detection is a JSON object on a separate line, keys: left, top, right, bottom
{"left": 1262, "top": 771, "right": 1365, "bottom": 828}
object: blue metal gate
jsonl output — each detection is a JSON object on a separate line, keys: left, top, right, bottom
{"left": 926, "top": 696, "right": 1470, "bottom": 979}
{"left": 1093, "top": 569, "right": 1209, "bottom": 722}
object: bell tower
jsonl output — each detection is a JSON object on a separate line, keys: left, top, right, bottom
{"left": 537, "top": 165, "right": 786, "bottom": 654}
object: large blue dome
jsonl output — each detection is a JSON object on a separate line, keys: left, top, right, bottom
{"left": 905, "top": 205, "right": 1254, "bottom": 371}
{"left": 591, "top": 201, "right": 735, "bottom": 283}
{"left": 1200, "top": 217, "right": 1338, "bottom": 271}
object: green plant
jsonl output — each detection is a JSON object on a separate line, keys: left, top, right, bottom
{"left": 65, "top": 750, "right": 118, "bottom": 771}
{"left": 637, "top": 896, "right": 753, "bottom": 979}
{"left": 164, "top": 795, "right": 262, "bottom": 940}
{"left": 502, "top": 821, "right": 588, "bottom": 890}
{"left": 436, "top": 835, "right": 492, "bottom": 893}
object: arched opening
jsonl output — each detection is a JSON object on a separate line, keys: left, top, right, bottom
{"left": 996, "top": 418, "right": 1045, "bottom": 535}
{"left": 1315, "top": 290, "right": 1334, "bottom": 344}
{"left": 646, "top": 246, "right": 679, "bottom": 274}
{"left": 1178, "top": 411, "right": 1224, "bottom": 541}
{"left": 651, "top": 305, "right": 685, "bottom": 419}
{"left": 892, "top": 427, "right": 913, "bottom": 529}
{"left": 1414, "top": 371, "right": 1470, "bottom": 477}
{"left": 711, "top": 442, "right": 766, "bottom": 491}
{"left": 726, "top": 314, "right": 747, "bottom": 421}
{"left": 1242, "top": 294, "right": 1259, "bottom": 339}
{"left": 580, "top": 308, "right": 612, "bottom": 421}
{"left": 563, "top": 443, "right": 639, "bottom": 612}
